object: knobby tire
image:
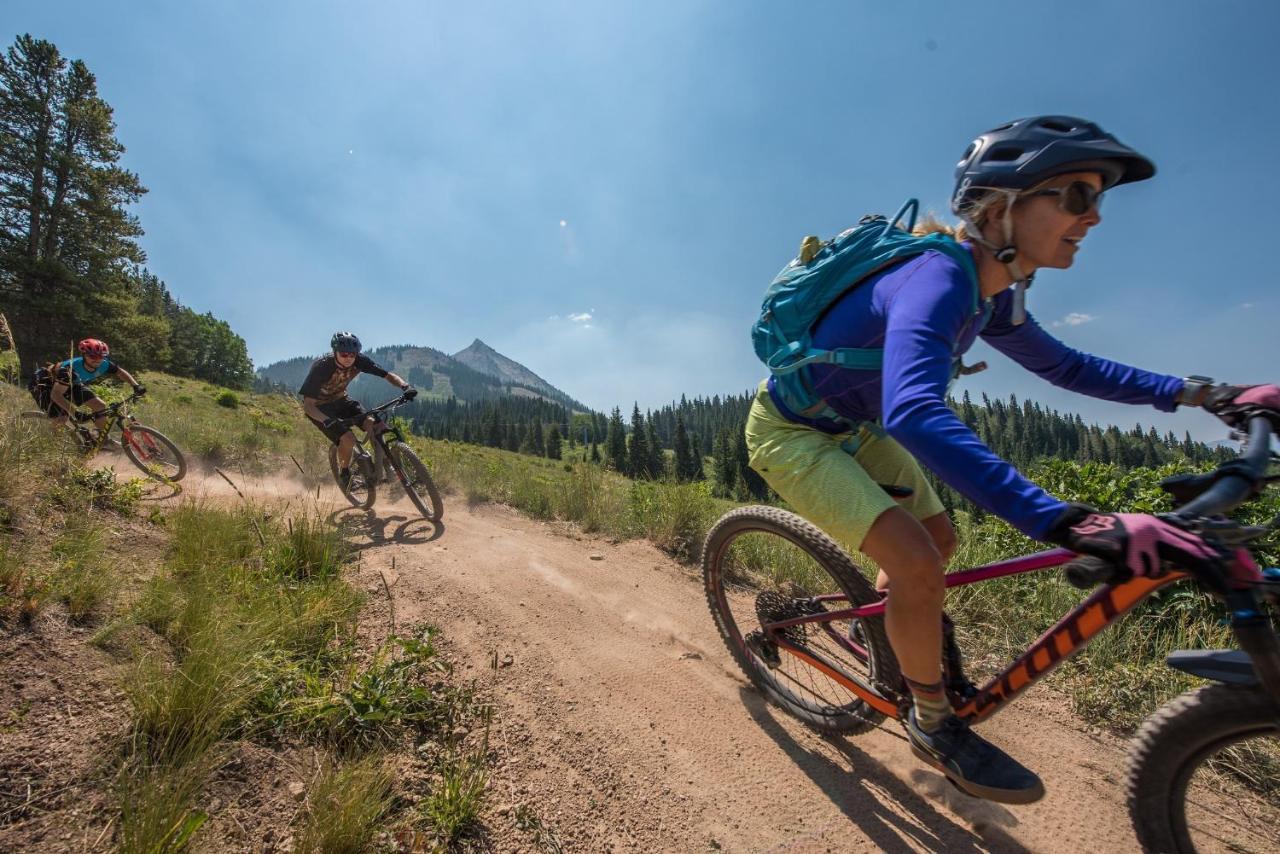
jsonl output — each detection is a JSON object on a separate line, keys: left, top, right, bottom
{"left": 701, "top": 505, "right": 900, "bottom": 735}
{"left": 1127, "top": 683, "right": 1280, "bottom": 853}
{"left": 389, "top": 442, "right": 443, "bottom": 521}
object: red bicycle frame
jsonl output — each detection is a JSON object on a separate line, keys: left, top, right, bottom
{"left": 764, "top": 547, "right": 1186, "bottom": 723}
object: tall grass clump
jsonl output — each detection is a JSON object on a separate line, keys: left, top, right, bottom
{"left": 625, "top": 480, "right": 718, "bottom": 561}
{"left": 551, "top": 461, "right": 627, "bottom": 533}
{"left": 114, "top": 503, "right": 365, "bottom": 848}
{"left": 117, "top": 757, "right": 216, "bottom": 854}
{"left": 294, "top": 756, "right": 394, "bottom": 854}
{"left": 50, "top": 513, "right": 114, "bottom": 622}
{"left": 421, "top": 750, "right": 489, "bottom": 847}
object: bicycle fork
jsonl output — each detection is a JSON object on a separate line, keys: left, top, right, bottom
{"left": 1166, "top": 582, "right": 1280, "bottom": 706}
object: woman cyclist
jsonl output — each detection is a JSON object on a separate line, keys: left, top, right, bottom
{"left": 29, "top": 338, "right": 145, "bottom": 433}
{"left": 744, "top": 115, "right": 1280, "bottom": 802}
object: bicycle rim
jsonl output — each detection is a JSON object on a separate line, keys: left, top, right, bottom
{"left": 330, "top": 444, "right": 375, "bottom": 509}
{"left": 390, "top": 443, "right": 443, "bottom": 521}
{"left": 701, "top": 505, "right": 899, "bottom": 735}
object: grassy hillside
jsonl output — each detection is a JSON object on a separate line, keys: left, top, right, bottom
{"left": 0, "top": 380, "right": 490, "bottom": 851}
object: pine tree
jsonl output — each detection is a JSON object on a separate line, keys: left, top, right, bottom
{"left": 590, "top": 441, "right": 601, "bottom": 464}
{"left": 712, "top": 430, "right": 736, "bottom": 498}
{"left": 673, "top": 415, "right": 694, "bottom": 482}
{"left": 546, "top": 424, "right": 562, "bottom": 459}
{"left": 645, "top": 418, "right": 664, "bottom": 479}
{"left": 628, "top": 404, "right": 651, "bottom": 479}
{"left": 605, "top": 407, "right": 627, "bottom": 472}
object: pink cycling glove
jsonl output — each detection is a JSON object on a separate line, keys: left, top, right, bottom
{"left": 1204, "top": 384, "right": 1280, "bottom": 427}
{"left": 1049, "top": 511, "right": 1226, "bottom": 579}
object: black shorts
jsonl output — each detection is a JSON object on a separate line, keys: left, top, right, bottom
{"left": 307, "top": 398, "right": 367, "bottom": 443}
{"left": 31, "top": 383, "right": 96, "bottom": 417}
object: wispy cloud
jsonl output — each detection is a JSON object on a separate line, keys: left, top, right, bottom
{"left": 568, "top": 312, "right": 592, "bottom": 323}
{"left": 1052, "top": 312, "right": 1097, "bottom": 328}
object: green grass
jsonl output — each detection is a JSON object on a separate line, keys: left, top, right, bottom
{"left": 294, "top": 755, "right": 394, "bottom": 854}
{"left": 421, "top": 750, "right": 489, "bottom": 846}
{"left": 120, "top": 372, "right": 323, "bottom": 473}
{"left": 102, "top": 500, "right": 485, "bottom": 848}
{"left": 117, "top": 756, "right": 215, "bottom": 854}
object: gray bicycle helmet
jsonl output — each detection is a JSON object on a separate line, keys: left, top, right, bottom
{"left": 952, "top": 115, "right": 1155, "bottom": 216}
{"left": 330, "top": 331, "right": 362, "bottom": 353}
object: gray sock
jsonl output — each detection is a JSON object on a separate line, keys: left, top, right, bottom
{"left": 912, "top": 691, "right": 953, "bottom": 732}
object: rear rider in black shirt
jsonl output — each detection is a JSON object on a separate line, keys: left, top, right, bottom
{"left": 300, "top": 332, "right": 416, "bottom": 489}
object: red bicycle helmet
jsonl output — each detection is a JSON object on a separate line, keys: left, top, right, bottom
{"left": 77, "top": 338, "right": 110, "bottom": 358}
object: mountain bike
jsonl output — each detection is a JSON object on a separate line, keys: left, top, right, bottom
{"left": 21, "top": 391, "right": 186, "bottom": 482}
{"left": 703, "top": 412, "right": 1280, "bottom": 853}
{"left": 327, "top": 393, "right": 443, "bottom": 521}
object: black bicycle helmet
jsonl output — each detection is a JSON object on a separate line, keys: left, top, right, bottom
{"left": 330, "top": 331, "right": 362, "bottom": 354}
{"left": 951, "top": 115, "right": 1155, "bottom": 215}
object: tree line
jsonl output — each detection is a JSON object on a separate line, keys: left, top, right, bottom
{"left": 0, "top": 34, "right": 252, "bottom": 388}
{"left": 339, "top": 377, "right": 1233, "bottom": 511}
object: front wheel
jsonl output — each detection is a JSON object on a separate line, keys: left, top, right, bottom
{"left": 701, "top": 505, "right": 899, "bottom": 735}
{"left": 329, "top": 444, "right": 376, "bottom": 509}
{"left": 1127, "top": 683, "right": 1280, "bottom": 853}
{"left": 122, "top": 425, "right": 187, "bottom": 482}
{"left": 389, "top": 442, "right": 443, "bottom": 521}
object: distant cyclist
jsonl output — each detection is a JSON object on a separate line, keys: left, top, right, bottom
{"left": 28, "top": 338, "right": 145, "bottom": 433}
{"left": 745, "top": 115, "right": 1280, "bottom": 802}
{"left": 299, "top": 332, "right": 416, "bottom": 489}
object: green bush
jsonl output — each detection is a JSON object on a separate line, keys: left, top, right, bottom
{"left": 215, "top": 390, "right": 240, "bottom": 409}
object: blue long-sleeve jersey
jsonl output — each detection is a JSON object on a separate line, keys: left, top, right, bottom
{"left": 766, "top": 246, "right": 1184, "bottom": 540}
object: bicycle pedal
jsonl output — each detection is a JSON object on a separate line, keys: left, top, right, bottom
{"left": 746, "top": 630, "right": 782, "bottom": 669}
{"left": 946, "top": 678, "right": 979, "bottom": 703}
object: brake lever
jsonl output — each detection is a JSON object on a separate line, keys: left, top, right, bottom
{"left": 1186, "top": 518, "right": 1272, "bottom": 545}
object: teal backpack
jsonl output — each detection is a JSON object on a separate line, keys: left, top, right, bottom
{"left": 751, "top": 198, "right": 980, "bottom": 428}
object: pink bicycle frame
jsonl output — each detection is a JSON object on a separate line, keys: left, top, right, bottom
{"left": 766, "top": 548, "right": 1186, "bottom": 723}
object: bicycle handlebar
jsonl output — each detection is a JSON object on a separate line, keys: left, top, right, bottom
{"left": 1064, "top": 413, "right": 1275, "bottom": 591}
{"left": 331, "top": 394, "right": 412, "bottom": 429}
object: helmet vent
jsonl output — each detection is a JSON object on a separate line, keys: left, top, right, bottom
{"left": 987, "top": 146, "right": 1023, "bottom": 162}
{"left": 1038, "top": 119, "right": 1075, "bottom": 133}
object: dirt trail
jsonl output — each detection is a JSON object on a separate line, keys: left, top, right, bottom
{"left": 174, "top": 468, "right": 1159, "bottom": 853}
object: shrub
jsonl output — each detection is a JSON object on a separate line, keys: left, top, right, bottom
{"left": 215, "top": 390, "right": 240, "bottom": 409}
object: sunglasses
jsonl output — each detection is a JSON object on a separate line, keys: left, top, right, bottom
{"left": 1028, "top": 181, "right": 1104, "bottom": 216}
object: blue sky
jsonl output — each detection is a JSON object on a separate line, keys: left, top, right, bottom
{"left": 9, "top": 1, "right": 1279, "bottom": 439}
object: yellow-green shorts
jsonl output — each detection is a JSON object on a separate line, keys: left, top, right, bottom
{"left": 745, "top": 381, "right": 944, "bottom": 551}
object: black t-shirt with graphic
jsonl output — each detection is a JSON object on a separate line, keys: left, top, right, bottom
{"left": 298, "top": 354, "right": 389, "bottom": 403}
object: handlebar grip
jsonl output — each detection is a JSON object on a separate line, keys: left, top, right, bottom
{"left": 1064, "top": 555, "right": 1125, "bottom": 590}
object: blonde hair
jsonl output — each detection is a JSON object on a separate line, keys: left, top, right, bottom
{"left": 912, "top": 213, "right": 970, "bottom": 242}
{"left": 911, "top": 191, "right": 1014, "bottom": 243}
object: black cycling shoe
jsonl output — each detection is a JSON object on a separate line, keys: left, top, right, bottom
{"left": 906, "top": 710, "right": 1045, "bottom": 804}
